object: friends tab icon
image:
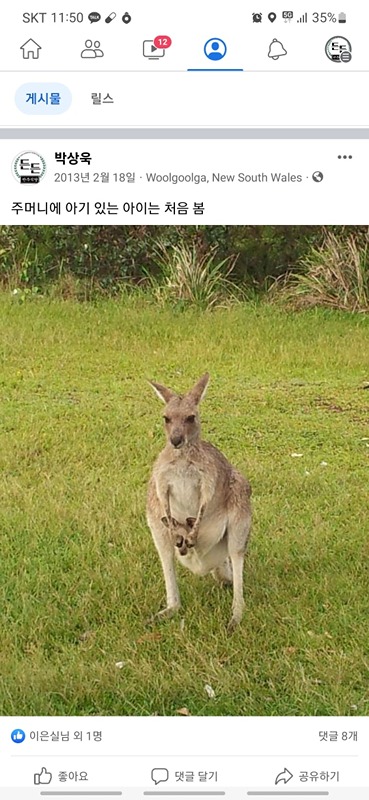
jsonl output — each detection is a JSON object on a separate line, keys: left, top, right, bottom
{"left": 81, "top": 40, "right": 104, "bottom": 58}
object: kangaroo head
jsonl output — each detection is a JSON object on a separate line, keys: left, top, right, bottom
{"left": 149, "top": 373, "right": 209, "bottom": 450}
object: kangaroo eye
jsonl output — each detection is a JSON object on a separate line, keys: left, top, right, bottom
{"left": 163, "top": 416, "right": 171, "bottom": 424}
{"left": 186, "top": 415, "right": 195, "bottom": 423}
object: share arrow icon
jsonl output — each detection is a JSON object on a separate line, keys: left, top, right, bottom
{"left": 275, "top": 768, "right": 293, "bottom": 785}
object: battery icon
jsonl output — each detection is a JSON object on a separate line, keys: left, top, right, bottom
{"left": 338, "top": 12, "right": 346, "bottom": 22}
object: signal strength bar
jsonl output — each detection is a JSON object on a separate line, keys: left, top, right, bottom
{"left": 297, "top": 12, "right": 308, "bottom": 22}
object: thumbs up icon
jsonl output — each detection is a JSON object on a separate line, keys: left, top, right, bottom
{"left": 11, "top": 729, "right": 26, "bottom": 743}
{"left": 34, "top": 768, "right": 52, "bottom": 785}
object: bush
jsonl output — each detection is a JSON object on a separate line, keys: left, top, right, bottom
{"left": 0, "top": 225, "right": 325, "bottom": 292}
{"left": 270, "top": 230, "right": 369, "bottom": 312}
{"left": 143, "top": 240, "right": 242, "bottom": 309}
{"left": 1, "top": 226, "right": 368, "bottom": 303}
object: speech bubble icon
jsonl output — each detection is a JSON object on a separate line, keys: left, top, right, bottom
{"left": 88, "top": 11, "right": 101, "bottom": 23}
{"left": 151, "top": 769, "right": 169, "bottom": 786}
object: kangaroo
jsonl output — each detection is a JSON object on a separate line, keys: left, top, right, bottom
{"left": 146, "top": 373, "right": 252, "bottom": 631}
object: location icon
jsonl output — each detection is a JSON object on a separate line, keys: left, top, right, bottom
{"left": 268, "top": 12, "right": 277, "bottom": 22}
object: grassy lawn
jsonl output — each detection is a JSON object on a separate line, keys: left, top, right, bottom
{"left": 0, "top": 294, "right": 368, "bottom": 716}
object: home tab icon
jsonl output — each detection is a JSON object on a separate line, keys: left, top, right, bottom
{"left": 21, "top": 39, "right": 42, "bottom": 59}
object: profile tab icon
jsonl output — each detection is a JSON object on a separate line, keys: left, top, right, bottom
{"left": 204, "top": 38, "right": 227, "bottom": 61}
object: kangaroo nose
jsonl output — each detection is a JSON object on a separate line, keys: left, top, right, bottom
{"left": 170, "top": 434, "right": 184, "bottom": 448}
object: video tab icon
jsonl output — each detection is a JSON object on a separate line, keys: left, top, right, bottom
{"left": 143, "top": 40, "right": 165, "bottom": 60}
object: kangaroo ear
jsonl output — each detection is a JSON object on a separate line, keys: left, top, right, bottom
{"left": 187, "top": 372, "right": 210, "bottom": 405}
{"left": 161, "top": 516, "right": 179, "bottom": 529}
{"left": 148, "top": 380, "right": 177, "bottom": 404}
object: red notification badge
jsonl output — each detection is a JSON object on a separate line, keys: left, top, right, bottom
{"left": 153, "top": 35, "right": 172, "bottom": 49}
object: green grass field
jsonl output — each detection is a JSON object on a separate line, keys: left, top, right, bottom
{"left": 0, "top": 294, "right": 368, "bottom": 716}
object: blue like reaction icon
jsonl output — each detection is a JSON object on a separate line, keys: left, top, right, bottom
{"left": 11, "top": 729, "right": 26, "bottom": 743}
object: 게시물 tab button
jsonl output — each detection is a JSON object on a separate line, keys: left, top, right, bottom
{"left": 15, "top": 83, "right": 72, "bottom": 114}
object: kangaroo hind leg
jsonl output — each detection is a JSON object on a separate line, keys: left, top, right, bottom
{"left": 147, "top": 515, "right": 181, "bottom": 620}
{"left": 227, "top": 507, "right": 251, "bottom": 632}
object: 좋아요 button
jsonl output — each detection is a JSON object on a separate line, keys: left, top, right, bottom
{"left": 15, "top": 83, "right": 72, "bottom": 114}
